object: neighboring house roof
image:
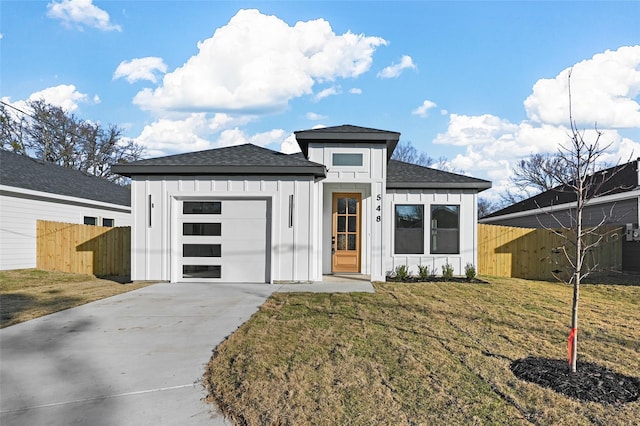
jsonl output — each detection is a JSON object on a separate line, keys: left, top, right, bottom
{"left": 482, "top": 159, "right": 640, "bottom": 219}
{"left": 387, "top": 160, "right": 492, "bottom": 191}
{"left": 0, "top": 150, "right": 131, "bottom": 207}
{"left": 112, "top": 143, "right": 327, "bottom": 177}
{"left": 294, "top": 124, "right": 401, "bottom": 159}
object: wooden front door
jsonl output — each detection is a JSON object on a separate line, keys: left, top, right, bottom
{"left": 332, "top": 193, "right": 361, "bottom": 273}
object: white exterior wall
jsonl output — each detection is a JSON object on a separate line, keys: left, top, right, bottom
{"left": 0, "top": 186, "right": 131, "bottom": 270}
{"left": 130, "top": 175, "right": 316, "bottom": 283}
{"left": 307, "top": 143, "right": 387, "bottom": 281}
{"left": 385, "top": 189, "right": 478, "bottom": 277}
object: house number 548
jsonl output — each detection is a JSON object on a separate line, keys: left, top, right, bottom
{"left": 376, "top": 194, "right": 382, "bottom": 222}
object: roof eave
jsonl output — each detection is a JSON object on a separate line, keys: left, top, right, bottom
{"left": 387, "top": 182, "right": 492, "bottom": 191}
{"left": 111, "top": 164, "right": 327, "bottom": 178}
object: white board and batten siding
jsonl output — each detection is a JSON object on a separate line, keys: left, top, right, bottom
{"left": 384, "top": 189, "right": 479, "bottom": 276}
{"left": 130, "top": 176, "right": 316, "bottom": 283}
{"left": 308, "top": 143, "right": 389, "bottom": 281}
{"left": 0, "top": 186, "right": 131, "bottom": 270}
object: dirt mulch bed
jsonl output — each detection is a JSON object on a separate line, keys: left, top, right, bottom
{"left": 386, "top": 276, "right": 488, "bottom": 284}
{"left": 511, "top": 357, "right": 640, "bottom": 405}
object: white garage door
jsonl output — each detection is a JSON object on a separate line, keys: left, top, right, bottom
{"left": 178, "top": 199, "right": 268, "bottom": 283}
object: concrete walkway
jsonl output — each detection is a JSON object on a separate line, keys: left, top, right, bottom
{"left": 0, "top": 279, "right": 374, "bottom": 426}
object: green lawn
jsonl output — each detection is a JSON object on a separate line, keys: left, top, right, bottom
{"left": 205, "top": 276, "right": 640, "bottom": 425}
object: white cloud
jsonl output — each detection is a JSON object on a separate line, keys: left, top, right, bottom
{"left": 524, "top": 45, "right": 640, "bottom": 128}
{"left": 315, "top": 86, "right": 341, "bottom": 101}
{"left": 47, "top": 0, "right": 121, "bottom": 32}
{"left": 216, "top": 128, "right": 287, "bottom": 148}
{"left": 26, "top": 84, "right": 89, "bottom": 111}
{"left": 114, "top": 57, "right": 167, "bottom": 83}
{"left": 131, "top": 112, "right": 261, "bottom": 156}
{"left": 440, "top": 109, "right": 448, "bottom": 116}
{"left": 435, "top": 113, "right": 640, "bottom": 202}
{"left": 133, "top": 114, "right": 213, "bottom": 157}
{"left": 412, "top": 99, "right": 437, "bottom": 118}
{"left": 306, "top": 112, "right": 326, "bottom": 120}
{"left": 280, "top": 133, "right": 301, "bottom": 154}
{"left": 133, "top": 9, "right": 386, "bottom": 112}
{"left": 349, "top": 88, "right": 362, "bottom": 95}
{"left": 377, "top": 55, "right": 416, "bottom": 79}
{"left": 434, "top": 114, "right": 520, "bottom": 147}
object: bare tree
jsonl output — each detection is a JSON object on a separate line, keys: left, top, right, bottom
{"left": 0, "top": 102, "right": 28, "bottom": 154}
{"left": 0, "top": 99, "right": 143, "bottom": 184}
{"left": 477, "top": 197, "right": 499, "bottom": 218}
{"left": 392, "top": 141, "right": 458, "bottom": 172}
{"left": 543, "top": 70, "right": 628, "bottom": 373}
{"left": 513, "top": 153, "right": 572, "bottom": 193}
{"left": 391, "top": 141, "right": 435, "bottom": 166}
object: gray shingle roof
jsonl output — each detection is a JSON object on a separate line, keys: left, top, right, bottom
{"left": 0, "top": 150, "right": 130, "bottom": 206}
{"left": 295, "top": 124, "right": 400, "bottom": 136}
{"left": 387, "top": 160, "right": 492, "bottom": 191}
{"left": 112, "top": 143, "right": 326, "bottom": 177}
{"left": 482, "top": 159, "right": 639, "bottom": 219}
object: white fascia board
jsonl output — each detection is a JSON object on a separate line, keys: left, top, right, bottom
{"left": 480, "top": 189, "right": 640, "bottom": 223}
{"left": 0, "top": 184, "right": 131, "bottom": 213}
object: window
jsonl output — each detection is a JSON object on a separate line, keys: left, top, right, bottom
{"left": 102, "top": 218, "right": 114, "bottom": 227}
{"left": 332, "top": 153, "right": 363, "bottom": 167}
{"left": 183, "top": 223, "right": 221, "bottom": 236}
{"left": 183, "top": 265, "right": 221, "bottom": 279}
{"left": 394, "top": 205, "right": 424, "bottom": 254}
{"left": 183, "top": 201, "right": 221, "bottom": 214}
{"left": 431, "top": 205, "right": 459, "bottom": 254}
{"left": 84, "top": 216, "right": 97, "bottom": 226}
{"left": 183, "top": 244, "right": 221, "bottom": 257}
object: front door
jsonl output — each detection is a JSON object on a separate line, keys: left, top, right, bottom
{"left": 332, "top": 193, "right": 361, "bottom": 273}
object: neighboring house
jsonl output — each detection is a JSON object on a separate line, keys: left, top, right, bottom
{"left": 0, "top": 150, "right": 132, "bottom": 270}
{"left": 112, "top": 125, "right": 491, "bottom": 283}
{"left": 480, "top": 158, "right": 640, "bottom": 273}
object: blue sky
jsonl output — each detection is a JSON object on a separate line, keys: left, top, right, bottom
{"left": 2, "top": 1, "right": 639, "bottom": 201}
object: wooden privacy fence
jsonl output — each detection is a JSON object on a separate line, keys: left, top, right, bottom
{"left": 477, "top": 224, "right": 623, "bottom": 281}
{"left": 37, "top": 220, "right": 131, "bottom": 276}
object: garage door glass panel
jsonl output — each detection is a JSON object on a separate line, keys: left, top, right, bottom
{"left": 183, "top": 201, "right": 221, "bottom": 214}
{"left": 183, "top": 265, "right": 221, "bottom": 278}
{"left": 183, "top": 244, "right": 221, "bottom": 257}
{"left": 183, "top": 223, "right": 221, "bottom": 236}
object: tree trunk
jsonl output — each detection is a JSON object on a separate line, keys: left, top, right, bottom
{"left": 570, "top": 184, "right": 583, "bottom": 373}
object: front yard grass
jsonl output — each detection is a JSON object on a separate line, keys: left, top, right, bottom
{"left": 0, "top": 269, "right": 155, "bottom": 328}
{"left": 205, "top": 276, "right": 640, "bottom": 425}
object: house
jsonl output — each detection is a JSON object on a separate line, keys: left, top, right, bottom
{"left": 480, "top": 158, "right": 640, "bottom": 273}
{"left": 0, "top": 150, "right": 132, "bottom": 270}
{"left": 111, "top": 125, "right": 491, "bottom": 283}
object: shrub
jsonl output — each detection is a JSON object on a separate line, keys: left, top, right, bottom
{"left": 417, "top": 264, "right": 430, "bottom": 281}
{"left": 442, "top": 263, "right": 454, "bottom": 280}
{"left": 464, "top": 263, "right": 477, "bottom": 281}
{"left": 394, "top": 264, "right": 410, "bottom": 281}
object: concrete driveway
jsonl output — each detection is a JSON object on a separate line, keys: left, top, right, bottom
{"left": 0, "top": 282, "right": 278, "bottom": 426}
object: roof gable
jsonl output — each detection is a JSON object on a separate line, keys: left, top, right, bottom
{"left": 294, "top": 124, "right": 401, "bottom": 159}
{"left": 0, "top": 150, "right": 130, "bottom": 206}
{"left": 111, "top": 144, "right": 326, "bottom": 177}
{"left": 387, "top": 160, "right": 492, "bottom": 191}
